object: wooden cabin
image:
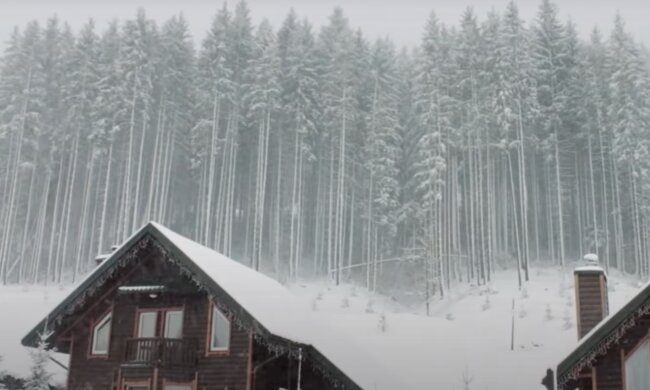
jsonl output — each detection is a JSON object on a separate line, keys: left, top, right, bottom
{"left": 553, "top": 258, "right": 650, "bottom": 390}
{"left": 22, "top": 222, "right": 362, "bottom": 390}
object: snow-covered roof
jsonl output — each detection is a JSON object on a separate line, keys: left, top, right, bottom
{"left": 150, "top": 222, "right": 402, "bottom": 389}
{"left": 573, "top": 265, "right": 605, "bottom": 273}
{"left": 23, "top": 222, "right": 403, "bottom": 389}
{"left": 557, "top": 275, "right": 650, "bottom": 387}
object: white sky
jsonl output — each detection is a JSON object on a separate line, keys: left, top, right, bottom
{"left": 0, "top": 0, "right": 648, "bottom": 49}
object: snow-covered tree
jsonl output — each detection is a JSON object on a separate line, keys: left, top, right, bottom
{"left": 23, "top": 331, "right": 53, "bottom": 390}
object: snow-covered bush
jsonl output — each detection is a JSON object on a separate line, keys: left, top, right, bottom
{"left": 565, "top": 296, "right": 573, "bottom": 307}
{"left": 461, "top": 368, "right": 474, "bottom": 390}
{"left": 365, "top": 299, "right": 375, "bottom": 313}
{"left": 563, "top": 307, "right": 573, "bottom": 330}
{"left": 350, "top": 286, "right": 357, "bottom": 297}
{"left": 545, "top": 304, "right": 553, "bottom": 321}
{"left": 0, "top": 356, "right": 5, "bottom": 390}
{"left": 518, "top": 304, "right": 527, "bottom": 319}
{"left": 445, "top": 312, "right": 455, "bottom": 321}
{"left": 23, "top": 330, "right": 53, "bottom": 390}
{"left": 482, "top": 294, "right": 491, "bottom": 311}
{"left": 378, "top": 313, "right": 387, "bottom": 332}
{"left": 340, "top": 297, "right": 350, "bottom": 308}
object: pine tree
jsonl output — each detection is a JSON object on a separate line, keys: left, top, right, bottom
{"left": 23, "top": 331, "right": 53, "bottom": 390}
{"left": 532, "top": 0, "right": 568, "bottom": 266}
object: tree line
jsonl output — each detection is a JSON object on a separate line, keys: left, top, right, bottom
{"left": 1, "top": 0, "right": 649, "bottom": 301}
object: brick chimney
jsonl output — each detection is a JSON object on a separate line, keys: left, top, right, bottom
{"left": 574, "top": 254, "right": 609, "bottom": 339}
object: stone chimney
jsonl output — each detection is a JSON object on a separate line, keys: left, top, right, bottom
{"left": 574, "top": 254, "right": 609, "bottom": 339}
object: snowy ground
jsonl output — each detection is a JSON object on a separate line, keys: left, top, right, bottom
{"left": 288, "top": 266, "right": 643, "bottom": 389}
{"left": 0, "top": 284, "right": 71, "bottom": 387}
{"left": 0, "top": 266, "right": 644, "bottom": 389}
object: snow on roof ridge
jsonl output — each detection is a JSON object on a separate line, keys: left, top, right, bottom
{"left": 148, "top": 221, "right": 403, "bottom": 389}
{"left": 573, "top": 265, "right": 605, "bottom": 273}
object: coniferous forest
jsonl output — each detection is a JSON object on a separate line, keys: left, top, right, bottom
{"left": 1, "top": 0, "right": 649, "bottom": 302}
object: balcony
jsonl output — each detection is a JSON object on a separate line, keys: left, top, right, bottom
{"left": 124, "top": 338, "right": 197, "bottom": 367}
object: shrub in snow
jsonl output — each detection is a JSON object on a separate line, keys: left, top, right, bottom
{"left": 24, "top": 330, "right": 53, "bottom": 390}
{"left": 350, "top": 286, "right": 357, "bottom": 297}
{"left": 340, "top": 297, "right": 350, "bottom": 308}
{"left": 518, "top": 304, "right": 527, "bottom": 319}
{"left": 378, "top": 313, "right": 387, "bottom": 332}
{"left": 461, "top": 368, "right": 474, "bottom": 390}
{"left": 365, "top": 299, "right": 375, "bottom": 313}
{"left": 482, "top": 294, "right": 491, "bottom": 311}
{"left": 316, "top": 291, "right": 323, "bottom": 301}
{"left": 545, "top": 304, "right": 553, "bottom": 321}
{"left": 445, "top": 312, "right": 455, "bottom": 321}
{"left": 0, "top": 356, "right": 5, "bottom": 390}
{"left": 521, "top": 286, "right": 528, "bottom": 299}
{"left": 566, "top": 296, "right": 573, "bottom": 307}
{"left": 563, "top": 307, "right": 573, "bottom": 330}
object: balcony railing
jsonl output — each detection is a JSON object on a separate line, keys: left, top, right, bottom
{"left": 124, "top": 338, "right": 197, "bottom": 366}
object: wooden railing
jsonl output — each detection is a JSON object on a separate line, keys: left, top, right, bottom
{"left": 124, "top": 338, "right": 197, "bottom": 366}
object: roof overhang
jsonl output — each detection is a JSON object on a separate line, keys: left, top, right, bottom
{"left": 557, "top": 280, "right": 650, "bottom": 388}
{"left": 21, "top": 222, "right": 362, "bottom": 390}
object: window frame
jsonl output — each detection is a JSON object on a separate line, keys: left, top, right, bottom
{"left": 133, "top": 306, "right": 184, "bottom": 339}
{"left": 90, "top": 311, "right": 112, "bottom": 357}
{"left": 207, "top": 302, "right": 231, "bottom": 355}
{"left": 123, "top": 380, "right": 150, "bottom": 390}
{"left": 136, "top": 310, "right": 159, "bottom": 338}
{"left": 162, "top": 380, "right": 194, "bottom": 390}
{"left": 164, "top": 309, "right": 184, "bottom": 339}
{"left": 622, "top": 334, "right": 650, "bottom": 390}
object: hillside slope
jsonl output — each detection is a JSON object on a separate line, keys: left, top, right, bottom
{"left": 0, "top": 267, "right": 643, "bottom": 389}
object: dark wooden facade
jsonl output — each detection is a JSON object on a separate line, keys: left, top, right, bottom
{"left": 564, "top": 317, "right": 650, "bottom": 390}
{"left": 557, "top": 266, "right": 650, "bottom": 390}
{"left": 23, "top": 225, "right": 353, "bottom": 390}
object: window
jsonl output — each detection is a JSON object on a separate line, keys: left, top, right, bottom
{"left": 209, "top": 305, "right": 230, "bottom": 352}
{"left": 91, "top": 312, "right": 112, "bottom": 355}
{"left": 124, "top": 381, "right": 149, "bottom": 390}
{"left": 164, "top": 385, "right": 191, "bottom": 390}
{"left": 136, "top": 308, "right": 184, "bottom": 339}
{"left": 625, "top": 340, "right": 650, "bottom": 390}
{"left": 137, "top": 311, "right": 158, "bottom": 338}
{"left": 164, "top": 310, "right": 183, "bottom": 339}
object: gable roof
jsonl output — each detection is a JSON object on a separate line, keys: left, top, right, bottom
{"left": 557, "top": 276, "right": 650, "bottom": 388}
{"left": 22, "top": 222, "right": 402, "bottom": 390}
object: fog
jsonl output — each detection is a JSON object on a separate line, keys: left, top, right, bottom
{"left": 0, "top": 0, "right": 648, "bottom": 48}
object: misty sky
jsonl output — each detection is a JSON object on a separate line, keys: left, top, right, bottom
{"left": 0, "top": 0, "right": 648, "bottom": 49}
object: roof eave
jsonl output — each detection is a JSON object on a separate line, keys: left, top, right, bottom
{"left": 557, "top": 281, "right": 650, "bottom": 381}
{"left": 21, "top": 224, "right": 154, "bottom": 348}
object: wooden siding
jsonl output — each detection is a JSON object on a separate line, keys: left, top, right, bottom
{"left": 573, "top": 318, "right": 650, "bottom": 389}
{"left": 63, "top": 246, "right": 337, "bottom": 390}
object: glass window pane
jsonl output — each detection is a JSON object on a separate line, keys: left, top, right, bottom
{"left": 138, "top": 312, "right": 158, "bottom": 338}
{"left": 164, "top": 386, "right": 191, "bottom": 390}
{"left": 625, "top": 341, "right": 650, "bottom": 390}
{"left": 164, "top": 310, "right": 183, "bottom": 339}
{"left": 211, "top": 306, "right": 230, "bottom": 350}
{"left": 93, "top": 314, "right": 111, "bottom": 354}
{"left": 127, "top": 386, "right": 148, "bottom": 390}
